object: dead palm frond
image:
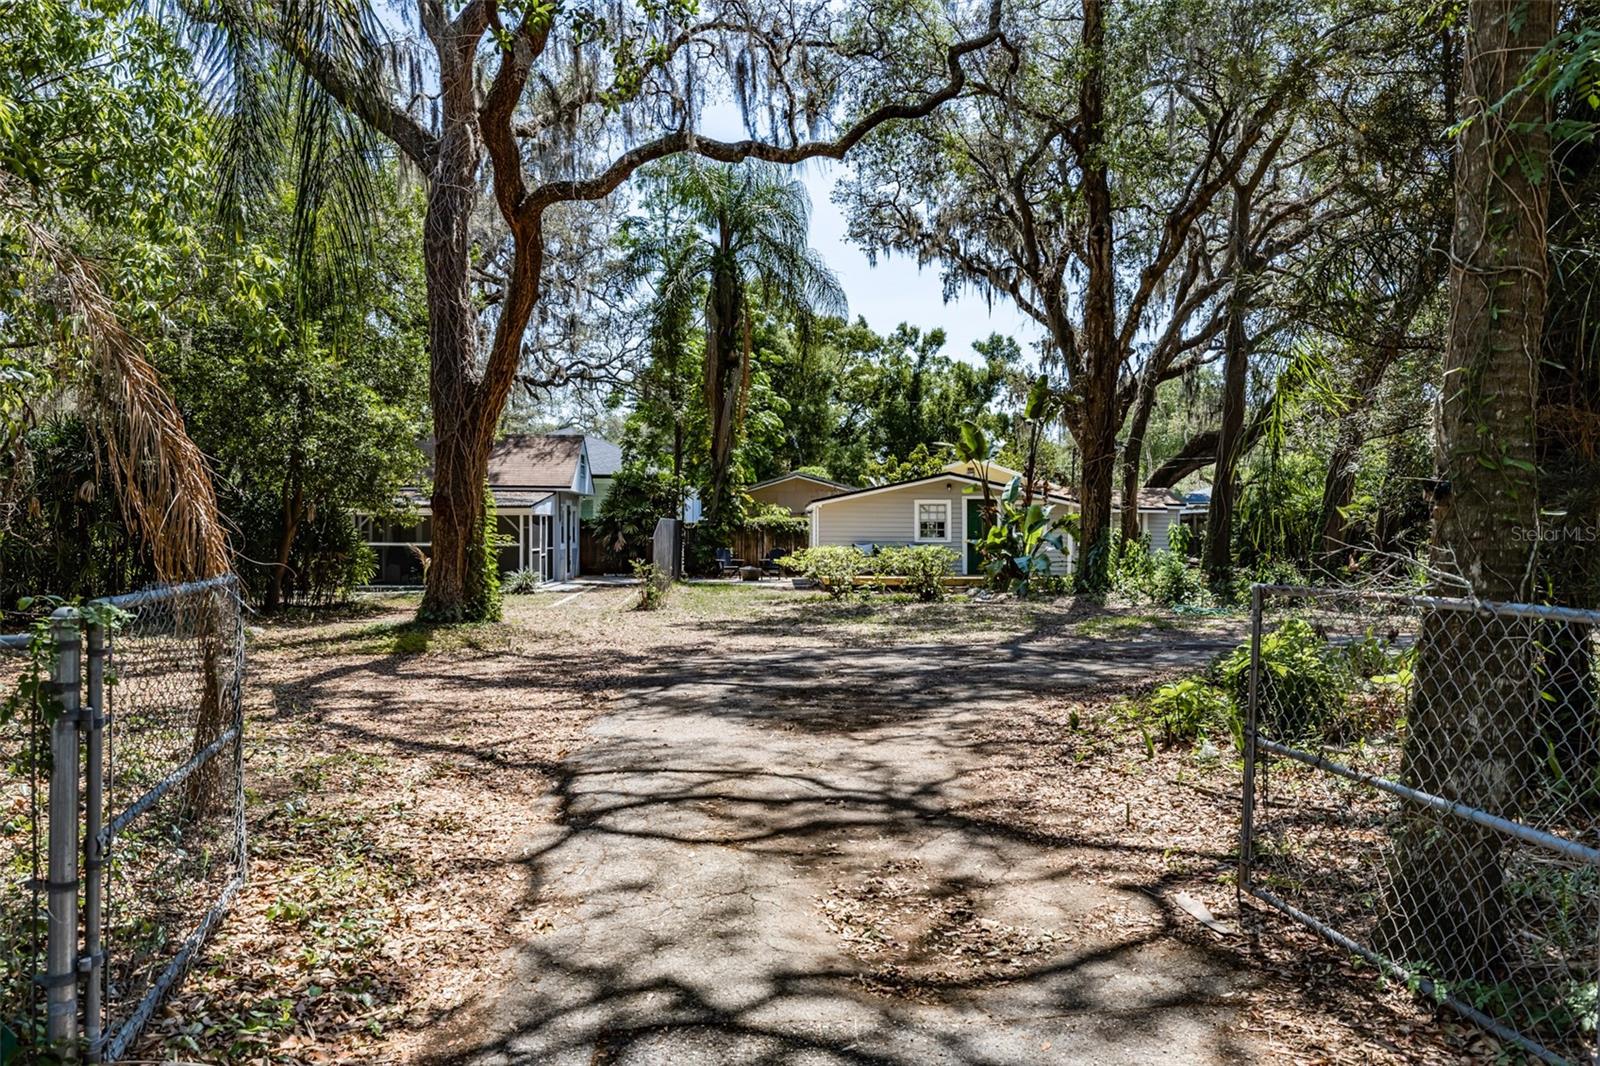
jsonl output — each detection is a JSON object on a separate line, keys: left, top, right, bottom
{"left": 9, "top": 198, "right": 230, "bottom": 582}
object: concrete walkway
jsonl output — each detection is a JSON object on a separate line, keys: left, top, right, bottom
{"left": 437, "top": 632, "right": 1262, "bottom": 1065}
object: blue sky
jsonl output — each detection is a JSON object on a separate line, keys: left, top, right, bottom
{"left": 793, "top": 159, "right": 1045, "bottom": 366}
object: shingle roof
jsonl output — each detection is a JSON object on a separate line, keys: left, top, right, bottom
{"left": 486, "top": 434, "right": 585, "bottom": 487}
{"left": 584, "top": 437, "right": 623, "bottom": 477}
{"left": 550, "top": 426, "right": 623, "bottom": 477}
{"left": 748, "top": 471, "right": 855, "bottom": 491}
{"left": 419, "top": 434, "right": 586, "bottom": 490}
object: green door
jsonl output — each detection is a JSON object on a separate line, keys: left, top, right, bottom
{"left": 965, "top": 498, "right": 984, "bottom": 574}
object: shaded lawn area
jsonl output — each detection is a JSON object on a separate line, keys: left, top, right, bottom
{"left": 131, "top": 584, "right": 1487, "bottom": 1064}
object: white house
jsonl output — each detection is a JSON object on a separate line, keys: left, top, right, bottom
{"left": 803, "top": 465, "right": 1184, "bottom": 576}
{"left": 361, "top": 434, "right": 594, "bottom": 585}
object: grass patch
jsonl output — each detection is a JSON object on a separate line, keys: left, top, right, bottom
{"left": 669, "top": 581, "right": 794, "bottom": 618}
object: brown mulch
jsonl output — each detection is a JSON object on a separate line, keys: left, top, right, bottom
{"left": 957, "top": 680, "right": 1509, "bottom": 1066}
{"left": 818, "top": 857, "right": 1067, "bottom": 1000}
{"left": 128, "top": 597, "right": 630, "bottom": 1064}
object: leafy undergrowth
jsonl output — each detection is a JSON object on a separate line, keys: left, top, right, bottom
{"left": 133, "top": 748, "right": 419, "bottom": 1062}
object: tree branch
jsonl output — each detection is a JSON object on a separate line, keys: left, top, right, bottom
{"left": 520, "top": 0, "right": 1012, "bottom": 218}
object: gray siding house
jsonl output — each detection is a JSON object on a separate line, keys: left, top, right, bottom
{"left": 361, "top": 434, "right": 594, "bottom": 585}
{"left": 803, "top": 466, "right": 1184, "bottom": 576}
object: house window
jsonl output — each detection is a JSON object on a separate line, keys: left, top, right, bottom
{"left": 914, "top": 500, "right": 951, "bottom": 542}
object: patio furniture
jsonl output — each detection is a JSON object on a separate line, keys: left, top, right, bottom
{"left": 714, "top": 547, "right": 743, "bottom": 576}
{"left": 738, "top": 565, "right": 764, "bottom": 582}
{"left": 762, "top": 546, "right": 791, "bottom": 573}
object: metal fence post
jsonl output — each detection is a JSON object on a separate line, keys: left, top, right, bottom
{"left": 1238, "top": 583, "right": 1264, "bottom": 900}
{"left": 83, "top": 620, "right": 106, "bottom": 1061}
{"left": 44, "top": 607, "right": 81, "bottom": 1053}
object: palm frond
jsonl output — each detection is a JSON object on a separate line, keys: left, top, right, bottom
{"left": 14, "top": 206, "right": 230, "bottom": 580}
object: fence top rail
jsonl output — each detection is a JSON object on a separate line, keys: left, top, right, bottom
{"left": 90, "top": 574, "right": 238, "bottom": 611}
{"left": 1252, "top": 583, "right": 1600, "bottom": 625}
{"left": 0, "top": 632, "right": 32, "bottom": 650}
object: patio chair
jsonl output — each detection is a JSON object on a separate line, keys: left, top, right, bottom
{"left": 714, "top": 547, "right": 741, "bottom": 576}
{"left": 762, "top": 546, "right": 791, "bottom": 573}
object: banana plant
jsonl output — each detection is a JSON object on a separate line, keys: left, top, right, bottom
{"left": 972, "top": 475, "right": 1080, "bottom": 594}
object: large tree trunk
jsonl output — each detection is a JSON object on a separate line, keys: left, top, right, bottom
{"left": 418, "top": 190, "right": 491, "bottom": 616}
{"left": 417, "top": 32, "right": 548, "bottom": 622}
{"left": 703, "top": 241, "right": 744, "bottom": 525}
{"left": 1381, "top": 0, "right": 1552, "bottom": 981}
{"left": 1314, "top": 414, "right": 1361, "bottom": 568}
{"left": 1315, "top": 349, "right": 1403, "bottom": 568}
{"left": 419, "top": 67, "right": 497, "bottom": 622}
{"left": 1072, "top": 0, "right": 1118, "bottom": 593}
{"left": 1074, "top": 399, "right": 1120, "bottom": 590}
{"left": 1203, "top": 185, "right": 1252, "bottom": 584}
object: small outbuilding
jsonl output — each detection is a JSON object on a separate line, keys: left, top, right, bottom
{"left": 360, "top": 434, "right": 594, "bottom": 585}
{"left": 803, "top": 466, "right": 1185, "bottom": 576}
{"left": 745, "top": 471, "right": 855, "bottom": 516}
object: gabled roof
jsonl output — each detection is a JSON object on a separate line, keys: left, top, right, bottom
{"left": 585, "top": 437, "right": 623, "bottom": 478}
{"left": 748, "top": 471, "right": 855, "bottom": 492}
{"left": 805, "top": 472, "right": 1076, "bottom": 511}
{"left": 487, "top": 434, "right": 591, "bottom": 491}
{"left": 550, "top": 425, "right": 623, "bottom": 477}
{"left": 804, "top": 472, "right": 1183, "bottom": 513}
{"left": 419, "top": 434, "right": 592, "bottom": 494}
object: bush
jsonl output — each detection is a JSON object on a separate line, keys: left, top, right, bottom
{"left": 1144, "top": 677, "right": 1236, "bottom": 745}
{"left": 1227, "top": 557, "right": 1308, "bottom": 605}
{"left": 779, "top": 546, "right": 868, "bottom": 597}
{"left": 632, "top": 560, "right": 671, "bottom": 609}
{"left": 1108, "top": 532, "right": 1208, "bottom": 608}
{"left": 1147, "top": 549, "right": 1208, "bottom": 607}
{"left": 1109, "top": 534, "right": 1156, "bottom": 593}
{"left": 503, "top": 568, "right": 541, "bottom": 594}
{"left": 1217, "top": 617, "right": 1349, "bottom": 739}
{"left": 870, "top": 545, "right": 957, "bottom": 601}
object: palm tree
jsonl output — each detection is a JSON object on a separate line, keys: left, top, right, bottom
{"left": 631, "top": 160, "right": 846, "bottom": 522}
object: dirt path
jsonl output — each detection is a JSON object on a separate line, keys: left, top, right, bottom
{"left": 433, "top": 623, "right": 1263, "bottom": 1065}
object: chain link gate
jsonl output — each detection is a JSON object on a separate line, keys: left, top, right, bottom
{"left": 1, "top": 576, "right": 246, "bottom": 1061}
{"left": 1239, "top": 584, "right": 1600, "bottom": 1065}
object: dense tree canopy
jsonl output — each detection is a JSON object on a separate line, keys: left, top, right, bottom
{"left": 1, "top": 0, "right": 1596, "bottom": 614}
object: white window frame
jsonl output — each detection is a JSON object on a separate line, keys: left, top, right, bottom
{"left": 912, "top": 499, "right": 953, "bottom": 543}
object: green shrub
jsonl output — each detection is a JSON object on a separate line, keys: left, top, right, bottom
{"left": 1109, "top": 534, "right": 1155, "bottom": 594}
{"left": 870, "top": 545, "right": 958, "bottom": 601}
{"left": 779, "top": 546, "right": 868, "bottom": 597}
{"left": 1108, "top": 531, "right": 1207, "bottom": 607}
{"left": 1227, "top": 558, "right": 1308, "bottom": 604}
{"left": 503, "top": 568, "right": 541, "bottom": 594}
{"left": 1217, "top": 617, "right": 1349, "bottom": 739}
{"left": 632, "top": 560, "right": 671, "bottom": 610}
{"left": 1147, "top": 550, "right": 1208, "bottom": 607}
{"left": 1144, "top": 677, "right": 1235, "bottom": 745}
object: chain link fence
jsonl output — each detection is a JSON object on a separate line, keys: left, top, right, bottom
{"left": 93, "top": 577, "right": 247, "bottom": 1060}
{"left": 0, "top": 576, "right": 246, "bottom": 1061}
{"left": 1239, "top": 584, "right": 1600, "bottom": 1065}
{"left": 1, "top": 625, "right": 48, "bottom": 1055}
